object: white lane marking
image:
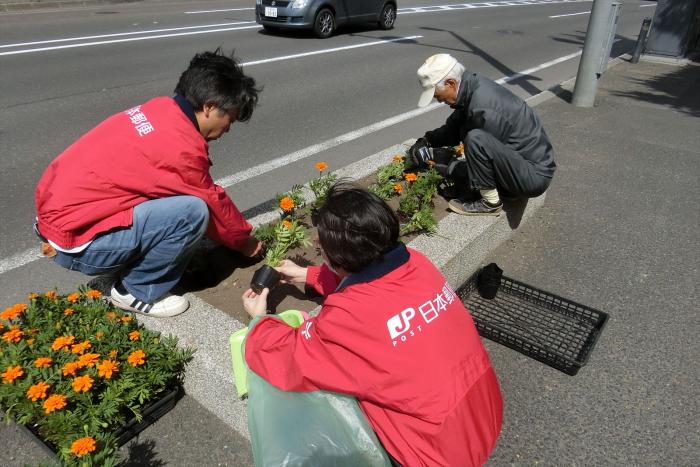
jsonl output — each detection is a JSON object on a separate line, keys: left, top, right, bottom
{"left": 185, "top": 8, "right": 256, "bottom": 14}
{"left": 240, "top": 35, "right": 421, "bottom": 67}
{"left": 398, "top": 0, "right": 592, "bottom": 14}
{"left": 0, "top": 22, "right": 254, "bottom": 49}
{"left": 0, "top": 48, "right": 591, "bottom": 274}
{"left": 215, "top": 102, "right": 442, "bottom": 188}
{"left": 549, "top": 11, "right": 590, "bottom": 18}
{"left": 0, "top": 25, "right": 262, "bottom": 56}
{"left": 639, "top": 4, "right": 655, "bottom": 7}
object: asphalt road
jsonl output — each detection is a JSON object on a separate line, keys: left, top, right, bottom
{"left": 1, "top": 0, "right": 653, "bottom": 265}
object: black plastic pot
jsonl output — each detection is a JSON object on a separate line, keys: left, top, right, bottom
{"left": 477, "top": 263, "right": 503, "bottom": 300}
{"left": 251, "top": 265, "right": 281, "bottom": 294}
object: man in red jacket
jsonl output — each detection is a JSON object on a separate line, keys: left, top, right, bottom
{"left": 242, "top": 183, "right": 503, "bottom": 466}
{"left": 35, "top": 49, "right": 262, "bottom": 318}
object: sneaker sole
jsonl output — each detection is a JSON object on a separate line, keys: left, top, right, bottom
{"left": 448, "top": 204, "right": 502, "bottom": 216}
{"left": 110, "top": 297, "right": 189, "bottom": 318}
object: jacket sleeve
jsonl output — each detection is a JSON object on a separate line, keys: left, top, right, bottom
{"left": 175, "top": 152, "right": 253, "bottom": 251}
{"left": 244, "top": 303, "right": 378, "bottom": 397}
{"left": 305, "top": 264, "right": 340, "bottom": 296}
{"left": 424, "top": 110, "right": 463, "bottom": 147}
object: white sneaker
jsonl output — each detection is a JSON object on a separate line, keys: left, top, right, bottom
{"left": 110, "top": 285, "right": 189, "bottom": 318}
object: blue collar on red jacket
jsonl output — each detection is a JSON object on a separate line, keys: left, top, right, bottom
{"left": 336, "top": 243, "right": 409, "bottom": 292}
{"left": 174, "top": 94, "right": 200, "bottom": 132}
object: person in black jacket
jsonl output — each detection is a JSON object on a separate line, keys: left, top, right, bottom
{"left": 410, "top": 54, "right": 556, "bottom": 216}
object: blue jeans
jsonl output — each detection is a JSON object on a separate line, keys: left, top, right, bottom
{"left": 54, "top": 196, "right": 209, "bottom": 303}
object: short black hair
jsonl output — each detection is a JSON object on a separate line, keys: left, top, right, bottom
{"left": 174, "top": 48, "right": 260, "bottom": 122}
{"left": 316, "top": 182, "right": 400, "bottom": 273}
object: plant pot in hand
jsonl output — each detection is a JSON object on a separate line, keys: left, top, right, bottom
{"left": 251, "top": 265, "right": 281, "bottom": 294}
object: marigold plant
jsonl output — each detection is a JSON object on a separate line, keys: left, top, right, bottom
{"left": 0, "top": 288, "right": 194, "bottom": 466}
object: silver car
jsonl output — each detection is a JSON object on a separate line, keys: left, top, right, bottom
{"left": 255, "top": 0, "right": 397, "bottom": 38}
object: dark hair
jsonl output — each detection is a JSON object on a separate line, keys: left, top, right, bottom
{"left": 174, "top": 48, "right": 260, "bottom": 122}
{"left": 316, "top": 181, "right": 400, "bottom": 273}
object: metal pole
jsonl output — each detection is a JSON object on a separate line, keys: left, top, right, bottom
{"left": 572, "top": 0, "right": 614, "bottom": 108}
{"left": 631, "top": 18, "right": 652, "bottom": 64}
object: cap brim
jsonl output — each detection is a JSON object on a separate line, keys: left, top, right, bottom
{"left": 417, "top": 86, "right": 435, "bottom": 108}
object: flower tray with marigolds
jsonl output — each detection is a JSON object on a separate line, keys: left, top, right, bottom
{"left": 0, "top": 289, "right": 194, "bottom": 466}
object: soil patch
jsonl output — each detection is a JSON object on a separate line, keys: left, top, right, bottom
{"left": 176, "top": 173, "right": 454, "bottom": 324}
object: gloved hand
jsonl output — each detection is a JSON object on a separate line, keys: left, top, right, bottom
{"left": 413, "top": 147, "right": 456, "bottom": 171}
{"left": 408, "top": 137, "right": 430, "bottom": 167}
{"left": 435, "top": 159, "right": 468, "bottom": 179}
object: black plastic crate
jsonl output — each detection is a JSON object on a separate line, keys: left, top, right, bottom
{"left": 22, "top": 384, "right": 183, "bottom": 457}
{"left": 457, "top": 273, "right": 608, "bottom": 375}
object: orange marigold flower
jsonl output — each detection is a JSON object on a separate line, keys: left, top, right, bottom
{"left": 315, "top": 161, "right": 328, "bottom": 172}
{"left": 2, "top": 365, "right": 23, "bottom": 384}
{"left": 72, "top": 375, "right": 94, "bottom": 393}
{"left": 97, "top": 359, "right": 120, "bottom": 379}
{"left": 43, "top": 394, "right": 67, "bottom": 414}
{"left": 279, "top": 196, "right": 295, "bottom": 213}
{"left": 66, "top": 293, "right": 80, "bottom": 303}
{"left": 28, "top": 293, "right": 39, "bottom": 300}
{"left": 120, "top": 316, "right": 132, "bottom": 323}
{"left": 127, "top": 349, "right": 146, "bottom": 367}
{"left": 45, "top": 291, "right": 57, "bottom": 299}
{"left": 95, "top": 331, "right": 104, "bottom": 339}
{"left": 62, "top": 362, "right": 80, "bottom": 377}
{"left": 404, "top": 173, "right": 417, "bottom": 182}
{"left": 281, "top": 219, "right": 293, "bottom": 230}
{"left": 86, "top": 290, "right": 101, "bottom": 299}
{"left": 426, "top": 159, "right": 436, "bottom": 167}
{"left": 71, "top": 340, "right": 91, "bottom": 354}
{"left": 0, "top": 322, "right": 4, "bottom": 331}
{"left": 106, "top": 311, "right": 116, "bottom": 320}
{"left": 27, "top": 338, "right": 35, "bottom": 345}
{"left": 392, "top": 154, "right": 403, "bottom": 162}
{"left": 34, "top": 357, "right": 53, "bottom": 368}
{"left": 457, "top": 143, "right": 465, "bottom": 155}
{"left": 77, "top": 353, "right": 100, "bottom": 368}
{"left": 51, "top": 335, "right": 75, "bottom": 352}
{"left": 108, "top": 350, "right": 118, "bottom": 358}
{"left": 1, "top": 304, "right": 24, "bottom": 321}
{"left": 2, "top": 326, "right": 24, "bottom": 344}
{"left": 70, "top": 436, "right": 96, "bottom": 457}
{"left": 27, "top": 381, "right": 50, "bottom": 401}
{"left": 393, "top": 183, "right": 403, "bottom": 194}
{"left": 64, "top": 308, "right": 74, "bottom": 316}
{"left": 128, "top": 330, "right": 140, "bottom": 341}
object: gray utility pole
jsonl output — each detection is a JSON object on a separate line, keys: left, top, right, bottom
{"left": 572, "top": 0, "right": 621, "bottom": 107}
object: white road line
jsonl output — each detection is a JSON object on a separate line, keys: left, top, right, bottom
{"left": 398, "top": 0, "right": 592, "bottom": 14}
{"left": 549, "top": 11, "right": 590, "bottom": 18}
{"left": 0, "top": 48, "right": 588, "bottom": 274}
{"left": 185, "top": 8, "right": 255, "bottom": 14}
{"left": 639, "top": 4, "right": 655, "bottom": 7}
{"left": 240, "top": 35, "right": 421, "bottom": 67}
{"left": 0, "top": 22, "right": 254, "bottom": 49}
{"left": 0, "top": 24, "right": 262, "bottom": 56}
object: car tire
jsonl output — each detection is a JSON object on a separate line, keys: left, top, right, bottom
{"left": 378, "top": 3, "right": 396, "bottom": 30}
{"left": 313, "top": 8, "right": 335, "bottom": 38}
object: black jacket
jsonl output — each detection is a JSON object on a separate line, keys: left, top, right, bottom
{"left": 425, "top": 72, "right": 556, "bottom": 176}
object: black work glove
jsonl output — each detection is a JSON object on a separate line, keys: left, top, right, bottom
{"left": 408, "top": 137, "right": 430, "bottom": 167}
{"left": 435, "top": 159, "right": 468, "bottom": 179}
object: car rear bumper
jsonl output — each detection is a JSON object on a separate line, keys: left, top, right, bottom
{"left": 255, "top": 5, "right": 314, "bottom": 28}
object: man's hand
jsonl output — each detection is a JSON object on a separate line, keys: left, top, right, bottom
{"left": 413, "top": 146, "right": 456, "bottom": 171}
{"left": 239, "top": 237, "right": 263, "bottom": 257}
{"left": 274, "top": 259, "right": 308, "bottom": 285}
{"left": 242, "top": 287, "right": 269, "bottom": 318}
{"left": 408, "top": 137, "right": 430, "bottom": 167}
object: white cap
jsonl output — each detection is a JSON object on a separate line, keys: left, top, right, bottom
{"left": 416, "top": 54, "right": 458, "bottom": 107}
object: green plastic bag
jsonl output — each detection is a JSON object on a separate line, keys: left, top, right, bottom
{"left": 234, "top": 311, "right": 392, "bottom": 467}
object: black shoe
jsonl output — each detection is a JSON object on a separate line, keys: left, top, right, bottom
{"left": 448, "top": 198, "right": 503, "bottom": 216}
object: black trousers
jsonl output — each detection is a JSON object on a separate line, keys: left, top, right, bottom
{"left": 460, "top": 129, "right": 553, "bottom": 198}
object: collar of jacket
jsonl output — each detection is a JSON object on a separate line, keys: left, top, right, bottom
{"left": 452, "top": 72, "right": 475, "bottom": 111}
{"left": 336, "top": 243, "right": 410, "bottom": 292}
{"left": 173, "top": 94, "right": 200, "bottom": 132}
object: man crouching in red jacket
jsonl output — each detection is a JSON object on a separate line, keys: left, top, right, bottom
{"left": 242, "top": 182, "right": 503, "bottom": 466}
{"left": 35, "top": 49, "right": 262, "bottom": 318}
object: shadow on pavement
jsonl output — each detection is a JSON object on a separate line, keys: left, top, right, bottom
{"left": 121, "top": 439, "right": 165, "bottom": 467}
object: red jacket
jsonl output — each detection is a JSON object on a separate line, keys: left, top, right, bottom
{"left": 35, "top": 96, "right": 252, "bottom": 250}
{"left": 246, "top": 245, "right": 503, "bottom": 466}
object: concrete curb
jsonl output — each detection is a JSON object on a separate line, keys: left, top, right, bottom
{"left": 0, "top": 0, "right": 138, "bottom": 12}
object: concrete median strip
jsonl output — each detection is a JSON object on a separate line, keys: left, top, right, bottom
{"left": 134, "top": 139, "right": 544, "bottom": 439}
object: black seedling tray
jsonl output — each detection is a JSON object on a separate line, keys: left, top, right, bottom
{"left": 458, "top": 273, "right": 608, "bottom": 375}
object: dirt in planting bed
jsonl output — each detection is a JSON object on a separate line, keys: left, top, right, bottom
{"left": 175, "top": 173, "right": 454, "bottom": 324}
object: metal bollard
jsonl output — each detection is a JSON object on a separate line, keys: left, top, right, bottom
{"left": 631, "top": 17, "right": 652, "bottom": 64}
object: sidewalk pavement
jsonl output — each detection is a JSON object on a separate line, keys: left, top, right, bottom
{"left": 3, "top": 56, "right": 699, "bottom": 465}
